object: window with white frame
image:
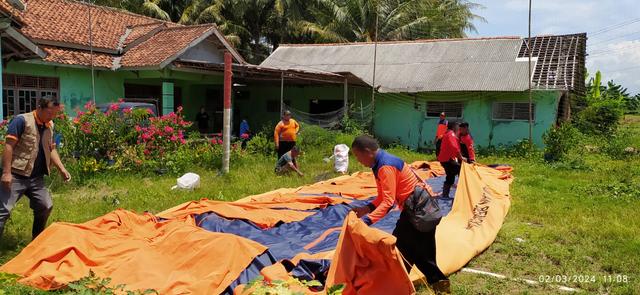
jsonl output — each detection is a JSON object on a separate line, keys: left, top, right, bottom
{"left": 492, "top": 102, "right": 535, "bottom": 121}
{"left": 2, "top": 74, "right": 59, "bottom": 119}
{"left": 426, "top": 101, "right": 463, "bottom": 118}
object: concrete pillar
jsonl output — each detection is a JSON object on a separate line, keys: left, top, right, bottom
{"left": 162, "top": 82, "right": 174, "bottom": 115}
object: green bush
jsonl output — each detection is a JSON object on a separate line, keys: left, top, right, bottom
{"left": 246, "top": 132, "right": 274, "bottom": 155}
{"left": 543, "top": 123, "right": 583, "bottom": 162}
{"left": 602, "top": 129, "right": 637, "bottom": 160}
{"left": 298, "top": 123, "right": 337, "bottom": 149}
{"left": 575, "top": 97, "right": 625, "bottom": 135}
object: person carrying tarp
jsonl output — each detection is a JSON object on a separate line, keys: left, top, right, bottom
{"left": 350, "top": 135, "right": 449, "bottom": 293}
{"left": 275, "top": 146, "right": 303, "bottom": 176}
{"left": 274, "top": 110, "right": 300, "bottom": 160}
{"left": 433, "top": 112, "right": 448, "bottom": 157}
{"left": 438, "top": 121, "right": 466, "bottom": 198}
{"left": 458, "top": 122, "right": 475, "bottom": 164}
{"left": 0, "top": 96, "right": 71, "bottom": 242}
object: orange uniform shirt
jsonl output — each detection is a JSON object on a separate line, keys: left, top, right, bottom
{"left": 274, "top": 119, "right": 300, "bottom": 145}
{"left": 363, "top": 150, "right": 420, "bottom": 225}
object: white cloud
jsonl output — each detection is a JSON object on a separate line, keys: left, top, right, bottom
{"left": 471, "top": 0, "right": 640, "bottom": 94}
{"left": 587, "top": 40, "right": 640, "bottom": 94}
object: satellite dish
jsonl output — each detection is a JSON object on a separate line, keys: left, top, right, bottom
{"left": 7, "top": 0, "right": 26, "bottom": 11}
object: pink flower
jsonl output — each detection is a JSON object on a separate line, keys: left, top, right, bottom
{"left": 143, "top": 149, "right": 150, "bottom": 155}
{"left": 170, "top": 135, "right": 177, "bottom": 142}
{"left": 217, "top": 139, "right": 223, "bottom": 144}
{"left": 141, "top": 133, "right": 151, "bottom": 141}
{"left": 110, "top": 104, "right": 119, "bottom": 111}
{"left": 84, "top": 101, "right": 94, "bottom": 110}
{"left": 73, "top": 117, "right": 80, "bottom": 124}
{"left": 177, "top": 106, "right": 183, "bottom": 112}
{"left": 118, "top": 98, "right": 125, "bottom": 103}
{"left": 180, "top": 139, "right": 186, "bottom": 145}
{"left": 240, "top": 133, "right": 249, "bottom": 139}
{"left": 178, "top": 131, "right": 184, "bottom": 139}
{"left": 123, "top": 108, "right": 132, "bottom": 114}
{"left": 80, "top": 122, "right": 92, "bottom": 134}
{"left": 77, "top": 111, "right": 85, "bottom": 117}
{"left": 135, "top": 125, "right": 142, "bottom": 132}
{"left": 164, "top": 126, "right": 174, "bottom": 133}
{"left": 146, "top": 108, "right": 154, "bottom": 115}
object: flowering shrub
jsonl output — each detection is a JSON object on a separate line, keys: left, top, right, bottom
{"left": 136, "top": 106, "right": 191, "bottom": 160}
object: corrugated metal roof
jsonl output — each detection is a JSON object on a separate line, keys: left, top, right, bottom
{"left": 260, "top": 38, "right": 540, "bottom": 92}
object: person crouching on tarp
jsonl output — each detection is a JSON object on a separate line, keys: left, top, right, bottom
{"left": 438, "top": 121, "right": 466, "bottom": 198}
{"left": 349, "top": 135, "right": 450, "bottom": 293}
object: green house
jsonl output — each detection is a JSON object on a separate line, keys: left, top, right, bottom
{"left": 260, "top": 34, "right": 587, "bottom": 148}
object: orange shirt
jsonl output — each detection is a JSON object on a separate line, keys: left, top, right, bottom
{"left": 435, "top": 119, "right": 448, "bottom": 139}
{"left": 274, "top": 119, "right": 300, "bottom": 144}
{"left": 364, "top": 150, "right": 420, "bottom": 225}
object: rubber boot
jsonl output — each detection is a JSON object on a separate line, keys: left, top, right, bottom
{"left": 441, "top": 183, "right": 452, "bottom": 198}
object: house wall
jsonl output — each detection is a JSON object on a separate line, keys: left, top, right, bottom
{"left": 238, "top": 84, "right": 371, "bottom": 132}
{"left": 373, "top": 90, "right": 561, "bottom": 148}
{"left": 3, "top": 61, "right": 225, "bottom": 117}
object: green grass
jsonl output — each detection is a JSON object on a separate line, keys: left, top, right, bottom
{"left": 2, "top": 117, "right": 640, "bottom": 294}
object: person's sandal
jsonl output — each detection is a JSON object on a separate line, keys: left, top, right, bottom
{"left": 431, "top": 279, "right": 451, "bottom": 294}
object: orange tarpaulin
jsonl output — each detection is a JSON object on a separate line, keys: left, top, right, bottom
{"left": 0, "top": 210, "right": 267, "bottom": 294}
{"left": 1, "top": 160, "right": 512, "bottom": 294}
{"left": 156, "top": 196, "right": 347, "bottom": 228}
{"left": 325, "top": 212, "right": 415, "bottom": 295}
{"left": 435, "top": 163, "right": 512, "bottom": 275}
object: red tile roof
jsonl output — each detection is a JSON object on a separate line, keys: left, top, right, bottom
{"left": 0, "top": 0, "right": 244, "bottom": 68}
{"left": 123, "top": 22, "right": 166, "bottom": 48}
{"left": 42, "top": 46, "right": 114, "bottom": 68}
{"left": 120, "top": 25, "right": 215, "bottom": 68}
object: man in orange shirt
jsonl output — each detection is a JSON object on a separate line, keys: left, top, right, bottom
{"left": 438, "top": 121, "right": 465, "bottom": 198}
{"left": 433, "top": 112, "right": 448, "bottom": 157}
{"left": 459, "top": 122, "right": 475, "bottom": 164}
{"left": 350, "top": 135, "right": 449, "bottom": 290}
{"left": 274, "top": 110, "right": 300, "bottom": 159}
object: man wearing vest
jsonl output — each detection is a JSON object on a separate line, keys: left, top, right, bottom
{"left": 350, "top": 135, "right": 449, "bottom": 292}
{"left": 0, "top": 96, "right": 71, "bottom": 241}
{"left": 438, "top": 121, "right": 466, "bottom": 198}
{"left": 433, "top": 112, "right": 448, "bottom": 157}
{"left": 274, "top": 110, "right": 300, "bottom": 160}
{"left": 458, "top": 122, "right": 476, "bottom": 164}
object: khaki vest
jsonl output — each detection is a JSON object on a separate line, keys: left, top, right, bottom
{"left": 11, "top": 112, "right": 54, "bottom": 177}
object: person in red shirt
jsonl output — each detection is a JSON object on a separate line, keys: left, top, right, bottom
{"left": 459, "top": 122, "right": 475, "bottom": 164}
{"left": 438, "top": 121, "right": 466, "bottom": 198}
{"left": 350, "top": 135, "right": 449, "bottom": 290}
{"left": 433, "top": 112, "right": 448, "bottom": 157}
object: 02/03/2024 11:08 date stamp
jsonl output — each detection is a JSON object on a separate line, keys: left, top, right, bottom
{"left": 538, "top": 274, "right": 631, "bottom": 284}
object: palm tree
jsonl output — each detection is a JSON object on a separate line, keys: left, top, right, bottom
{"left": 293, "top": 0, "right": 484, "bottom": 43}
{"left": 91, "top": 0, "right": 484, "bottom": 63}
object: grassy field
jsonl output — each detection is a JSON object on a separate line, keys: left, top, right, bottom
{"left": 1, "top": 117, "right": 639, "bottom": 294}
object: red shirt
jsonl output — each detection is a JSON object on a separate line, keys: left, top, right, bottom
{"left": 437, "top": 130, "right": 460, "bottom": 162}
{"left": 459, "top": 134, "right": 475, "bottom": 161}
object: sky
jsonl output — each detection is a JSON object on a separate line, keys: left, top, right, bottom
{"left": 467, "top": 0, "right": 640, "bottom": 95}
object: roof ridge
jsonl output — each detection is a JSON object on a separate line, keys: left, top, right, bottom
{"left": 278, "top": 36, "right": 523, "bottom": 47}
{"left": 127, "top": 21, "right": 165, "bottom": 29}
{"left": 160, "top": 23, "right": 216, "bottom": 31}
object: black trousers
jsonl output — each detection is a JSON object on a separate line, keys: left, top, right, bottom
{"left": 441, "top": 160, "right": 461, "bottom": 186}
{"left": 435, "top": 139, "right": 442, "bottom": 157}
{"left": 277, "top": 141, "right": 296, "bottom": 159}
{"left": 393, "top": 212, "right": 447, "bottom": 284}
